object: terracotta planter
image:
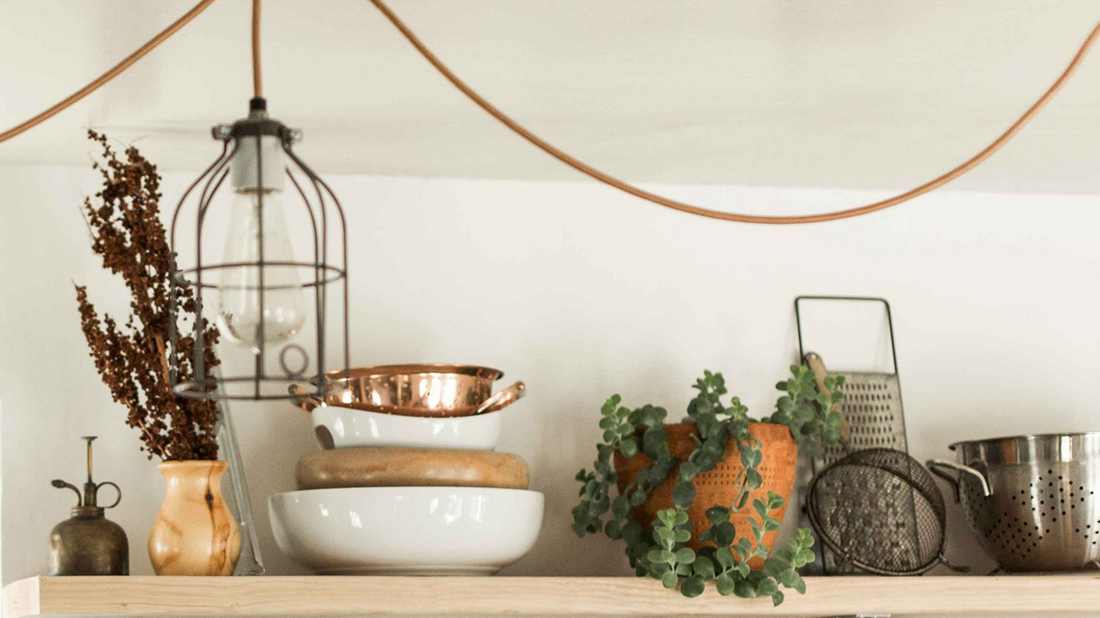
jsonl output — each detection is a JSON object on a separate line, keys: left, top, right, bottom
{"left": 148, "top": 460, "right": 241, "bottom": 576}
{"left": 614, "top": 422, "right": 797, "bottom": 568}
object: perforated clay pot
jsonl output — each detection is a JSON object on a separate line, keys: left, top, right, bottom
{"left": 614, "top": 422, "right": 797, "bottom": 568}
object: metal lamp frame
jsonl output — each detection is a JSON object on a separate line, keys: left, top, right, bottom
{"left": 167, "top": 107, "right": 349, "bottom": 401}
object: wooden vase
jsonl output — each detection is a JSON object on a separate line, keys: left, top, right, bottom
{"left": 148, "top": 460, "right": 241, "bottom": 576}
{"left": 613, "top": 422, "right": 797, "bottom": 569}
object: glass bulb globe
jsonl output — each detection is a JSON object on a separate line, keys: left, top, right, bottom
{"left": 217, "top": 189, "right": 306, "bottom": 352}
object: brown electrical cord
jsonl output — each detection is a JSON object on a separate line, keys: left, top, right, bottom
{"left": 367, "top": 0, "right": 1100, "bottom": 225}
{"left": 1, "top": 0, "right": 1097, "bottom": 225}
{"left": 252, "top": 0, "right": 263, "bottom": 98}
{"left": 0, "top": 0, "right": 218, "bottom": 145}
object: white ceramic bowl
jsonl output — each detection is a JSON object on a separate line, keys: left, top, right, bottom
{"left": 269, "top": 486, "right": 544, "bottom": 575}
{"left": 312, "top": 404, "right": 503, "bottom": 450}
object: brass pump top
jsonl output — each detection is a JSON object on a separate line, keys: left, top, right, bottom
{"left": 51, "top": 436, "right": 121, "bottom": 517}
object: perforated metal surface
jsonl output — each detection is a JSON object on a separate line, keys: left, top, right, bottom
{"left": 814, "top": 372, "right": 908, "bottom": 470}
{"left": 794, "top": 296, "right": 911, "bottom": 575}
{"left": 808, "top": 449, "right": 948, "bottom": 575}
{"left": 951, "top": 434, "right": 1100, "bottom": 571}
{"left": 810, "top": 371, "right": 909, "bottom": 574}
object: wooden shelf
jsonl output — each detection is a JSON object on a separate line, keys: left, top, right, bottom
{"left": 4, "top": 575, "right": 1100, "bottom": 617}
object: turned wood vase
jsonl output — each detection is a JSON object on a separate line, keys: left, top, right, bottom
{"left": 148, "top": 460, "right": 241, "bottom": 576}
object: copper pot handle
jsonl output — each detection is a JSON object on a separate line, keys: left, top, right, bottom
{"left": 927, "top": 459, "right": 992, "bottom": 501}
{"left": 475, "top": 381, "right": 526, "bottom": 414}
{"left": 288, "top": 384, "right": 323, "bottom": 413}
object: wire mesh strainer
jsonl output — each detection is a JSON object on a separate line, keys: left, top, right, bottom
{"left": 806, "top": 448, "right": 964, "bottom": 575}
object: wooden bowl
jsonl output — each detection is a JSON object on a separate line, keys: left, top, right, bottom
{"left": 297, "top": 446, "right": 530, "bottom": 490}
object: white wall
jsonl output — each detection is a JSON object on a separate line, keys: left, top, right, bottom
{"left": 2, "top": 162, "right": 1099, "bottom": 582}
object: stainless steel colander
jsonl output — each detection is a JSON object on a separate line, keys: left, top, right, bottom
{"left": 928, "top": 432, "right": 1100, "bottom": 572}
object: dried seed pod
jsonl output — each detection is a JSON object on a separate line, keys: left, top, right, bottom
{"left": 75, "top": 131, "right": 220, "bottom": 461}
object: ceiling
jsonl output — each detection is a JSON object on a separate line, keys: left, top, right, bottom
{"left": 2, "top": 0, "right": 1099, "bottom": 194}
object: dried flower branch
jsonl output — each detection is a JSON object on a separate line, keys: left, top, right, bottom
{"left": 75, "top": 131, "right": 220, "bottom": 461}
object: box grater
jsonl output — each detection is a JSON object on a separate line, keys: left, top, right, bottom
{"left": 794, "top": 296, "right": 910, "bottom": 574}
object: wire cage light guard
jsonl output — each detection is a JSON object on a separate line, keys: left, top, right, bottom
{"left": 168, "top": 98, "right": 349, "bottom": 401}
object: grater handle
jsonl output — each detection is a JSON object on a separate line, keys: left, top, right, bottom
{"left": 804, "top": 352, "right": 849, "bottom": 443}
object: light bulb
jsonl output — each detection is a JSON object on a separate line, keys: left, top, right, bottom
{"left": 217, "top": 188, "right": 307, "bottom": 352}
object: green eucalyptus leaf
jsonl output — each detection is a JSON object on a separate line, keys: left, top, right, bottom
{"left": 800, "top": 440, "right": 822, "bottom": 458}
{"left": 715, "top": 573, "right": 735, "bottom": 596}
{"left": 716, "top": 522, "right": 737, "bottom": 547}
{"left": 672, "top": 482, "right": 696, "bottom": 509}
{"left": 680, "top": 576, "right": 706, "bottom": 598}
{"left": 679, "top": 460, "right": 699, "bottom": 480}
{"left": 732, "top": 578, "right": 757, "bottom": 599}
{"left": 763, "top": 557, "right": 785, "bottom": 577}
{"left": 796, "top": 548, "right": 815, "bottom": 566}
{"left": 777, "top": 396, "right": 795, "bottom": 413}
{"left": 715, "top": 546, "right": 735, "bottom": 569}
{"left": 619, "top": 437, "right": 639, "bottom": 458}
{"left": 753, "top": 498, "right": 768, "bottom": 519}
{"left": 693, "top": 556, "right": 716, "bottom": 579}
{"left": 705, "top": 505, "right": 730, "bottom": 525}
{"left": 737, "top": 538, "right": 752, "bottom": 555}
{"left": 612, "top": 495, "right": 630, "bottom": 518}
{"left": 675, "top": 547, "right": 696, "bottom": 565}
{"left": 661, "top": 570, "right": 678, "bottom": 589}
{"left": 601, "top": 395, "right": 621, "bottom": 417}
{"left": 767, "top": 491, "right": 785, "bottom": 510}
{"left": 605, "top": 520, "right": 622, "bottom": 539}
{"left": 643, "top": 425, "right": 667, "bottom": 456}
{"left": 745, "top": 469, "right": 763, "bottom": 489}
{"left": 771, "top": 591, "right": 785, "bottom": 607}
{"left": 757, "top": 578, "right": 779, "bottom": 597}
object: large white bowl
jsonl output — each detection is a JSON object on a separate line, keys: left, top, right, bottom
{"left": 312, "top": 405, "right": 504, "bottom": 450}
{"left": 269, "top": 486, "right": 544, "bottom": 575}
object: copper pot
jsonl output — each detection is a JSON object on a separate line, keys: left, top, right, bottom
{"left": 291, "top": 364, "right": 525, "bottom": 418}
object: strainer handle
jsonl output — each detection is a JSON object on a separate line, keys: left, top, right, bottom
{"left": 927, "top": 459, "right": 992, "bottom": 501}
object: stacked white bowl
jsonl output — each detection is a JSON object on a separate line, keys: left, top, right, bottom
{"left": 269, "top": 368, "right": 543, "bottom": 575}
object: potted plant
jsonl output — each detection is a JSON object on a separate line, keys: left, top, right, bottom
{"left": 75, "top": 132, "right": 240, "bottom": 576}
{"left": 573, "top": 367, "right": 844, "bottom": 603}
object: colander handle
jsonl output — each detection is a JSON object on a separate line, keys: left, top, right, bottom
{"left": 927, "top": 459, "right": 992, "bottom": 501}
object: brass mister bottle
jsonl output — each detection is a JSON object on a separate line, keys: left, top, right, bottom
{"left": 48, "top": 437, "right": 129, "bottom": 575}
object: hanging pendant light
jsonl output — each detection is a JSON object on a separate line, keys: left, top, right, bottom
{"left": 168, "top": 97, "right": 349, "bottom": 401}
